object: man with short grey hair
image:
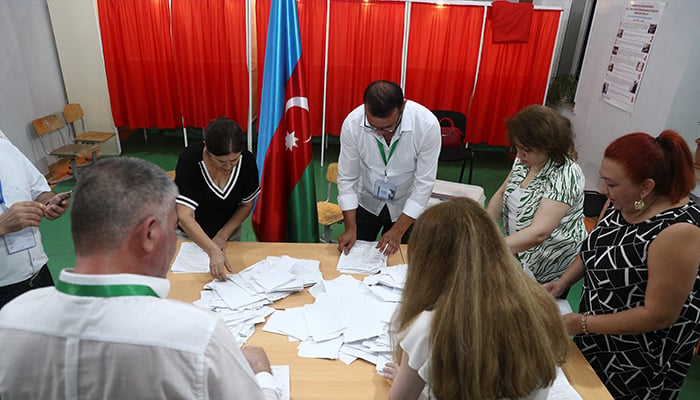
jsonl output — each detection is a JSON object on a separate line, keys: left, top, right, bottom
{"left": 0, "top": 157, "right": 280, "bottom": 399}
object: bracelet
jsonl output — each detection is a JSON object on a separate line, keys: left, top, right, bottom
{"left": 581, "top": 311, "right": 591, "bottom": 335}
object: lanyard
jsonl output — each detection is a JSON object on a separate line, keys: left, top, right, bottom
{"left": 56, "top": 279, "right": 159, "bottom": 298}
{"left": 375, "top": 138, "right": 400, "bottom": 167}
{"left": 0, "top": 178, "right": 5, "bottom": 206}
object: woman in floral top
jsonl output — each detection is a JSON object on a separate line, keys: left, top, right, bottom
{"left": 487, "top": 105, "right": 586, "bottom": 289}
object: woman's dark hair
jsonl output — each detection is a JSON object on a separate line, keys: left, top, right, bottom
{"left": 506, "top": 105, "right": 574, "bottom": 166}
{"left": 203, "top": 116, "right": 245, "bottom": 155}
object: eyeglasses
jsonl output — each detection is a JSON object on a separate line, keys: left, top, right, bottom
{"left": 363, "top": 111, "right": 403, "bottom": 135}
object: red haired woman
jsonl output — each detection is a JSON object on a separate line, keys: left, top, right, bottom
{"left": 546, "top": 130, "right": 700, "bottom": 399}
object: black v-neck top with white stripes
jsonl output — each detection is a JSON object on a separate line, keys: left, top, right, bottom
{"left": 174, "top": 141, "right": 260, "bottom": 238}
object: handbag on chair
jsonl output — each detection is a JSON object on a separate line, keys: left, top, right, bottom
{"left": 439, "top": 117, "right": 463, "bottom": 148}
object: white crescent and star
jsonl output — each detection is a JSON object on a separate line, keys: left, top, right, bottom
{"left": 284, "top": 96, "right": 311, "bottom": 151}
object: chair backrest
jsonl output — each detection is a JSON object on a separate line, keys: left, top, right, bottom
{"left": 584, "top": 190, "right": 607, "bottom": 218}
{"left": 326, "top": 162, "right": 339, "bottom": 184}
{"left": 322, "top": 162, "right": 339, "bottom": 202}
{"left": 432, "top": 110, "right": 467, "bottom": 132}
{"left": 63, "top": 103, "right": 87, "bottom": 139}
{"left": 32, "top": 114, "right": 71, "bottom": 155}
{"left": 32, "top": 114, "right": 65, "bottom": 137}
{"left": 62, "top": 103, "right": 85, "bottom": 124}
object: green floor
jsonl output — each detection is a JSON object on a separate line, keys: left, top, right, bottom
{"left": 38, "top": 131, "right": 700, "bottom": 398}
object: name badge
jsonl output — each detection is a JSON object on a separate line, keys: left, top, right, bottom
{"left": 373, "top": 179, "right": 397, "bottom": 201}
{"left": 4, "top": 227, "right": 37, "bottom": 254}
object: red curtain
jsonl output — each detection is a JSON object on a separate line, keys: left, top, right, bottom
{"left": 171, "top": 0, "right": 249, "bottom": 129}
{"left": 255, "top": 0, "right": 328, "bottom": 136}
{"left": 97, "top": 0, "right": 561, "bottom": 145}
{"left": 97, "top": 0, "right": 180, "bottom": 128}
{"left": 323, "top": 0, "right": 405, "bottom": 135}
{"left": 405, "top": 4, "right": 484, "bottom": 115}
{"left": 466, "top": 9, "right": 561, "bottom": 146}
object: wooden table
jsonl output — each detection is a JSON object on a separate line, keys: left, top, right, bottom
{"left": 167, "top": 242, "right": 612, "bottom": 399}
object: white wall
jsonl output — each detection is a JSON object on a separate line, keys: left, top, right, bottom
{"left": 0, "top": 0, "right": 67, "bottom": 172}
{"left": 47, "top": 0, "right": 120, "bottom": 155}
{"left": 665, "top": 32, "right": 700, "bottom": 145}
{"left": 570, "top": 0, "right": 700, "bottom": 190}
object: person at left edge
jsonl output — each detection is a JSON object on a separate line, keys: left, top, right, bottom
{"left": 175, "top": 117, "right": 260, "bottom": 281}
{"left": 337, "top": 80, "right": 441, "bottom": 256}
{"left": 0, "top": 134, "right": 69, "bottom": 309}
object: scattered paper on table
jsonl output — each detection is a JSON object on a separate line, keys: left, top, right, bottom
{"left": 171, "top": 242, "right": 210, "bottom": 273}
{"left": 195, "top": 255, "right": 322, "bottom": 345}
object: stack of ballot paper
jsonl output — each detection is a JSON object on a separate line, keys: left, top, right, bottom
{"left": 194, "top": 255, "right": 323, "bottom": 345}
{"left": 336, "top": 240, "right": 387, "bottom": 274}
{"left": 263, "top": 265, "right": 408, "bottom": 367}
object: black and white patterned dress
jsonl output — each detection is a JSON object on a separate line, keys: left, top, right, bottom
{"left": 574, "top": 201, "right": 700, "bottom": 400}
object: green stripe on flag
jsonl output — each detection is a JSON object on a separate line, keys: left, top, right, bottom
{"left": 287, "top": 164, "right": 319, "bottom": 242}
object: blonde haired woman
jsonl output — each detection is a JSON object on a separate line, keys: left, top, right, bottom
{"left": 384, "top": 198, "right": 570, "bottom": 399}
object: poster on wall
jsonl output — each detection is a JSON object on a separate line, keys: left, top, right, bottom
{"left": 601, "top": 1, "right": 665, "bottom": 112}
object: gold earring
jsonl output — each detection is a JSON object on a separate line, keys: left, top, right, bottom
{"left": 634, "top": 197, "right": 645, "bottom": 211}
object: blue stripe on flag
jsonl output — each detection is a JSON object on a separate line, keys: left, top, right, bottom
{"left": 256, "top": 0, "right": 303, "bottom": 181}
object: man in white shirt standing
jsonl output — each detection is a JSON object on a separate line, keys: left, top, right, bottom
{"left": 0, "top": 157, "right": 280, "bottom": 400}
{"left": 337, "top": 80, "right": 441, "bottom": 256}
{"left": 0, "top": 135, "right": 70, "bottom": 309}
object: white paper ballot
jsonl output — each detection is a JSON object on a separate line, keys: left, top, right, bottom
{"left": 297, "top": 336, "right": 344, "bottom": 359}
{"left": 546, "top": 367, "right": 583, "bottom": 400}
{"left": 556, "top": 299, "right": 573, "bottom": 315}
{"left": 336, "top": 240, "right": 387, "bottom": 274}
{"left": 171, "top": 242, "right": 210, "bottom": 273}
{"left": 263, "top": 308, "right": 309, "bottom": 341}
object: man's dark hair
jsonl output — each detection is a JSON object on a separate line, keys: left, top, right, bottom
{"left": 363, "top": 80, "right": 404, "bottom": 118}
{"left": 203, "top": 116, "right": 245, "bottom": 155}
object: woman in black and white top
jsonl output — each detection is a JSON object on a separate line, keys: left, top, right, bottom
{"left": 175, "top": 117, "right": 259, "bottom": 281}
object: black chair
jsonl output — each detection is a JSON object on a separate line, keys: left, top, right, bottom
{"left": 584, "top": 190, "right": 607, "bottom": 218}
{"left": 432, "top": 110, "right": 474, "bottom": 184}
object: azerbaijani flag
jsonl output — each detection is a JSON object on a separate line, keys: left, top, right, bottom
{"left": 252, "top": 0, "right": 318, "bottom": 242}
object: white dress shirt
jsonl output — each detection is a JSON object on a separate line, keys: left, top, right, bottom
{"left": 0, "top": 139, "right": 50, "bottom": 286}
{"left": 0, "top": 270, "right": 280, "bottom": 400}
{"left": 337, "top": 100, "right": 441, "bottom": 221}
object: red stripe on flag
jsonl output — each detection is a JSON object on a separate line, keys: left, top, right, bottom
{"left": 252, "top": 65, "right": 314, "bottom": 242}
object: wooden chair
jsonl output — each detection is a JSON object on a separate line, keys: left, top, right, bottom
{"left": 32, "top": 114, "right": 99, "bottom": 184}
{"left": 62, "top": 103, "right": 115, "bottom": 157}
{"left": 316, "top": 162, "right": 344, "bottom": 243}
